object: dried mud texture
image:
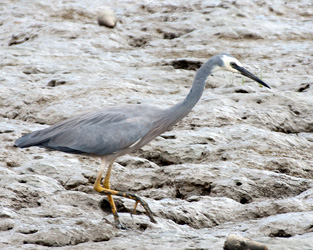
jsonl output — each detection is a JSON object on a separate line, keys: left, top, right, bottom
{"left": 1, "top": 0, "right": 313, "bottom": 249}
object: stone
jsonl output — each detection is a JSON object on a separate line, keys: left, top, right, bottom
{"left": 97, "top": 8, "right": 118, "bottom": 28}
{"left": 224, "top": 234, "right": 268, "bottom": 250}
{"left": 0, "top": 219, "right": 15, "bottom": 231}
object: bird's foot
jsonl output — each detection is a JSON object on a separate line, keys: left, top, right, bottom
{"left": 121, "top": 192, "right": 157, "bottom": 224}
{"left": 105, "top": 190, "right": 157, "bottom": 223}
{"left": 96, "top": 186, "right": 157, "bottom": 224}
{"left": 114, "top": 217, "right": 127, "bottom": 230}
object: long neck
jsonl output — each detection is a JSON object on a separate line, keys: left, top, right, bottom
{"left": 166, "top": 59, "right": 216, "bottom": 121}
{"left": 142, "top": 58, "right": 217, "bottom": 143}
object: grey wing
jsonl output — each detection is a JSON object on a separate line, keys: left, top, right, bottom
{"left": 15, "top": 106, "right": 159, "bottom": 156}
{"left": 46, "top": 116, "right": 152, "bottom": 155}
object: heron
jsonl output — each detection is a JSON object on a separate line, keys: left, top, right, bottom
{"left": 14, "top": 53, "right": 270, "bottom": 229}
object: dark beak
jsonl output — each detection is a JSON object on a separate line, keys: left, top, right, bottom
{"left": 234, "top": 65, "right": 271, "bottom": 89}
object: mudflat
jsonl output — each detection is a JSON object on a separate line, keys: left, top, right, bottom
{"left": 1, "top": 1, "right": 313, "bottom": 249}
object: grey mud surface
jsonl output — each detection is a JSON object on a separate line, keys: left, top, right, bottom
{"left": 1, "top": 0, "right": 313, "bottom": 249}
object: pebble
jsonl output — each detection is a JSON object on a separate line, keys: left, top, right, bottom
{"left": 97, "top": 9, "right": 118, "bottom": 28}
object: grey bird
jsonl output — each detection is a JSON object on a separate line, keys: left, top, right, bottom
{"left": 14, "top": 53, "right": 271, "bottom": 229}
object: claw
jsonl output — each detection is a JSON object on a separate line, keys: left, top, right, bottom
{"left": 111, "top": 190, "right": 157, "bottom": 223}
{"left": 96, "top": 182, "right": 157, "bottom": 225}
{"left": 128, "top": 194, "right": 157, "bottom": 224}
{"left": 131, "top": 200, "right": 139, "bottom": 217}
{"left": 95, "top": 159, "right": 157, "bottom": 228}
{"left": 115, "top": 219, "right": 127, "bottom": 230}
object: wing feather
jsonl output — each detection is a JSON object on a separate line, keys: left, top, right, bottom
{"left": 47, "top": 117, "right": 152, "bottom": 155}
{"left": 15, "top": 105, "right": 162, "bottom": 156}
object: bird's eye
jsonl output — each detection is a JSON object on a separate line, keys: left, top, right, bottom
{"left": 230, "top": 62, "right": 237, "bottom": 68}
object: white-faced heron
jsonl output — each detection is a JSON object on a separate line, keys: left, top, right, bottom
{"left": 15, "top": 53, "right": 271, "bottom": 228}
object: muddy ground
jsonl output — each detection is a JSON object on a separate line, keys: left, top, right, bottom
{"left": 1, "top": 0, "right": 313, "bottom": 249}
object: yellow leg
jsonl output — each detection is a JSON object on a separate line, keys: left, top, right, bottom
{"left": 94, "top": 159, "right": 124, "bottom": 229}
{"left": 102, "top": 161, "right": 124, "bottom": 227}
{"left": 102, "top": 159, "right": 112, "bottom": 188}
{"left": 94, "top": 158, "right": 157, "bottom": 228}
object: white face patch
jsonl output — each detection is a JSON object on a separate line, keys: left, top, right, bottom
{"left": 221, "top": 54, "right": 243, "bottom": 73}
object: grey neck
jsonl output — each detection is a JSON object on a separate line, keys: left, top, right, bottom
{"left": 146, "top": 56, "right": 220, "bottom": 139}
{"left": 183, "top": 60, "right": 215, "bottom": 110}
{"left": 169, "top": 59, "right": 216, "bottom": 118}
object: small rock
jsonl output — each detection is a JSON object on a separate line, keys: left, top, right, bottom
{"left": 47, "top": 79, "right": 66, "bottom": 87}
{"left": 0, "top": 218, "right": 15, "bottom": 231}
{"left": 224, "top": 234, "right": 268, "bottom": 250}
{"left": 97, "top": 8, "right": 117, "bottom": 28}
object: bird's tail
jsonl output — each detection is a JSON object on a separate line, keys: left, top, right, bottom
{"left": 14, "top": 130, "right": 49, "bottom": 148}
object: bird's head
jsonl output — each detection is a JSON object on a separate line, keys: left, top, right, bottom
{"left": 214, "top": 53, "right": 271, "bottom": 89}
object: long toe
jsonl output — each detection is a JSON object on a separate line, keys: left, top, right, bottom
{"left": 113, "top": 216, "right": 127, "bottom": 230}
{"left": 117, "top": 220, "right": 127, "bottom": 230}
{"left": 135, "top": 196, "right": 157, "bottom": 223}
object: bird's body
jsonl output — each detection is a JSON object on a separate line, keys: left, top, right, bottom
{"left": 15, "top": 102, "right": 193, "bottom": 157}
{"left": 15, "top": 54, "right": 270, "bottom": 228}
{"left": 16, "top": 105, "right": 163, "bottom": 156}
